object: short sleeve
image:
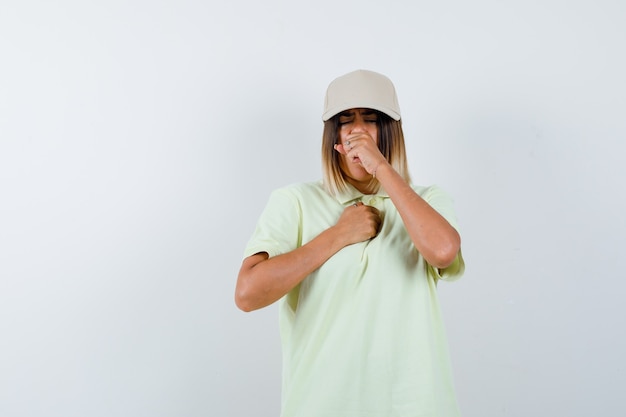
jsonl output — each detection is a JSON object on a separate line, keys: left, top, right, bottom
{"left": 243, "top": 187, "right": 302, "bottom": 259}
{"left": 422, "top": 185, "right": 466, "bottom": 282}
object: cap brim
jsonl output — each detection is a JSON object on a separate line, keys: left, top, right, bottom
{"left": 322, "top": 103, "right": 401, "bottom": 121}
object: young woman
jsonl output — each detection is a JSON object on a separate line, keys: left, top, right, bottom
{"left": 236, "top": 69, "right": 465, "bottom": 417}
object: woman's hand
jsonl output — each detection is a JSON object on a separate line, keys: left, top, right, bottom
{"left": 334, "top": 131, "right": 389, "bottom": 176}
{"left": 333, "top": 202, "right": 382, "bottom": 246}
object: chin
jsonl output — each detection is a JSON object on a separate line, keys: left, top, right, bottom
{"left": 341, "top": 164, "right": 370, "bottom": 183}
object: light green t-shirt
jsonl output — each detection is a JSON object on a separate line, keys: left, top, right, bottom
{"left": 244, "top": 181, "right": 465, "bottom": 417}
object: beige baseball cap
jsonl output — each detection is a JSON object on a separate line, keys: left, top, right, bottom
{"left": 322, "top": 69, "right": 401, "bottom": 121}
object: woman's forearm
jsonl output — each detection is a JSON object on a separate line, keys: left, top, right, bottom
{"left": 375, "top": 163, "right": 461, "bottom": 269}
{"left": 236, "top": 191, "right": 384, "bottom": 312}
{"left": 235, "top": 226, "right": 347, "bottom": 312}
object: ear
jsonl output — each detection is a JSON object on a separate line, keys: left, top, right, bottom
{"left": 334, "top": 144, "right": 347, "bottom": 155}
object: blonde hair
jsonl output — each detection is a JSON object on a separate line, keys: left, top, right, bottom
{"left": 321, "top": 111, "right": 411, "bottom": 196}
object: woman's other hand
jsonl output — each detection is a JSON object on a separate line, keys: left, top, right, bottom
{"left": 333, "top": 202, "right": 381, "bottom": 246}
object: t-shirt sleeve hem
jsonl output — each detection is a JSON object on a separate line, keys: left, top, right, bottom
{"left": 243, "top": 245, "right": 282, "bottom": 259}
{"left": 429, "top": 248, "right": 465, "bottom": 282}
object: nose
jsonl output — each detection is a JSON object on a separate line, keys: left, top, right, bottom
{"left": 350, "top": 117, "right": 366, "bottom": 133}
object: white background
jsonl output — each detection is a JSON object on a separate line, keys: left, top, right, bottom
{"left": 1, "top": 1, "right": 625, "bottom": 416}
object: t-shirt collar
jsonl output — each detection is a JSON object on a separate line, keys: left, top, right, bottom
{"left": 334, "top": 182, "right": 390, "bottom": 205}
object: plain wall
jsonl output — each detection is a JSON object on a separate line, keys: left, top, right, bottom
{"left": 1, "top": 1, "right": 625, "bottom": 416}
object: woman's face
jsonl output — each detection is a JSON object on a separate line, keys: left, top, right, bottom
{"left": 337, "top": 108, "right": 379, "bottom": 185}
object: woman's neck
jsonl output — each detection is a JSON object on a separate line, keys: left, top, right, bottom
{"left": 346, "top": 177, "right": 379, "bottom": 195}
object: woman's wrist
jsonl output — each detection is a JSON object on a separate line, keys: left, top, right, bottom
{"left": 372, "top": 160, "right": 393, "bottom": 180}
